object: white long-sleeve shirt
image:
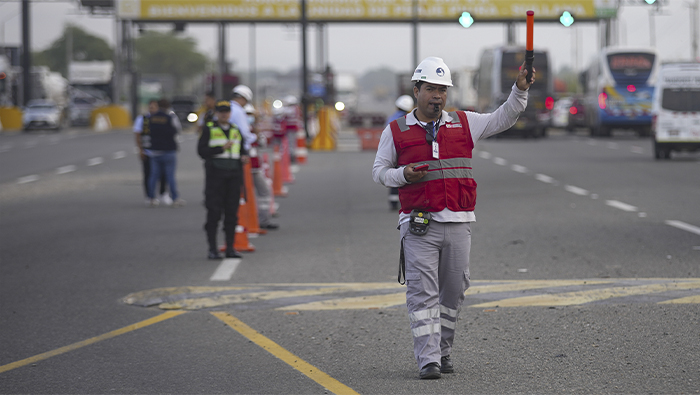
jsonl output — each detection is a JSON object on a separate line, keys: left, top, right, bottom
{"left": 229, "top": 101, "right": 257, "bottom": 151}
{"left": 372, "top": 83, "right": 528, "bottom": 225}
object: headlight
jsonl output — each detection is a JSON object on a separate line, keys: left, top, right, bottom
{"left": 187, "top": 113, "right": 198, "bottom": 123}
{"left": 335, "top": 102, "right": 346, "bottom": 111}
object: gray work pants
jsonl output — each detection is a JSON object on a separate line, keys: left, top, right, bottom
{"left": 399, "top": 221, "right": 471, "bottom": 370}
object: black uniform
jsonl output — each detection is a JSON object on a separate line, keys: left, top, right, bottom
{"left": 197, "top": 120, "right": 248, "bottom": 257}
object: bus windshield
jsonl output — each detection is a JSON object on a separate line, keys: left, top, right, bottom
{"left": 606, "top": 52, "right": 655, "bottom": 85}
{"left": 661, "top": 88, "right": 700, "bottom": 111}
{"left": 500, "top": 51, "right": 548, "bottom": 93}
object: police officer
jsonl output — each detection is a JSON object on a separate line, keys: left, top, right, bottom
{"left": 372, "top": 57, "right": 535, "bottom": 379}
{"left": 198, "top": 100, "right": 249, "bottom": 259}
{"left": 385, "top": 95, "right": 415, "bottom": 211}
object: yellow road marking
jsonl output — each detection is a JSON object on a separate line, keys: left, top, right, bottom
{"left": 658, "top": 295, "right": 700, "bottom": 304}
{"left": 211, "top": 312, "right": 359, "bottom": 395}
{"left": 279, "top": 292, "right": 406, "bottom": 310}
{"left": 279, "top": 280, "right": 615, "bottom": 310}
{"left": 0, "top": 311, "right": 186, "bottom": 374}
{"left": 159, "top": 287, "right": 369, "bottom": 310}
{"left": 472, "top": 280, "right": 700, "bottom": 308}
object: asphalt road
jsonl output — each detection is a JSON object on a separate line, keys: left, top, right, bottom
{"left": 1, "top": 127, "right": 699, "bottom": 394}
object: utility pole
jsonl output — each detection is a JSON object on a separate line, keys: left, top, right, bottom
{"left": 691, "top": 0, "right": 699, "bottom": 60}
{"left": 301, "top": 0, "right": 309, "bottom": 139}
{"left": 21, "top": 0, "right": 30, "bottom": 105}
{"left": 412, "top": 0, "right": 418, "bottom": 68}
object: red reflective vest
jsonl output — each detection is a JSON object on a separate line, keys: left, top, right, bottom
{"left": 390, "top": 111, "right": 477, "bottom": 214}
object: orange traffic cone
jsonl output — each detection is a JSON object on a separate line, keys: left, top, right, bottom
{"left": 281, "top": 135, "right": 295, "bottom": 184}
{"left": 220, "top": 197, "right": 256, "bottom": 253}
{"left": 295, "top": 128, "right": 308, "bottom": 164}
{"left": 272, "top": 145, "right": 288, "bottom": 197}
{"left": 241, "top": 161, "right": 266, "bottom": 235}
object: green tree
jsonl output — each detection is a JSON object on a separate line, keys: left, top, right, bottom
{"left": 34, "top": 25, "right": 113, "bottom": 77}
{"left": 134, "top": 31, "right": 208, "bottom": 93}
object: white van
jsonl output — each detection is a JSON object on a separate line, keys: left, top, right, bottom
{"left": 651, "top": 63, "right": 700, "bottom": 159}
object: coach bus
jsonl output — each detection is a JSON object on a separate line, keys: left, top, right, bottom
{"left": 475, "top": 46, "right": 554, "bottom": 138}
{"left": 580, "top": 47, "right": 660, "bottom": 137}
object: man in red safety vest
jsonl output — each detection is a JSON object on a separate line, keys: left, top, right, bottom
{"left": 372, "top": 56, "right": 535, "bottom": 380}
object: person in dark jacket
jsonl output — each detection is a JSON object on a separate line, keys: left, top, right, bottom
{"left": 197, "top": 100, "right": 250, "bottom": 259}
{"left": 147, "top": 99, "right": 184, "bottom": 207}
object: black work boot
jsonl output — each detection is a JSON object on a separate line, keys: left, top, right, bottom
{"left": 440, "top": 355, "right": 454, "bottom": 373}
{"left": 207, "top": 233, "right": 221, "bottom": 259}
{"left": 224, "top": 233, "right": 242, "bottom": 258}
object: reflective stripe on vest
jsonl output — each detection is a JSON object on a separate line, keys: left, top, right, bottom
{"left": 208, "top": 122, "right": 242, "bottom": 159}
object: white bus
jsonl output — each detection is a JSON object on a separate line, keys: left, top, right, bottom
{"left": 651, "top": 63, "right": 700, "bottom": 160}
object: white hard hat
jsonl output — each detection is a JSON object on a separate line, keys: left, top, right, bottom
{"left": 243, "top": 103, "right": 255, "bottom": 114}
{"left": 395, "top": 95, "right": 414, "bottom": 112}
{"left": 232, "top": 85, "right": 253, "bottom": 102}
{"left": 411, "top": 57, "right": 453, "bottom": 87}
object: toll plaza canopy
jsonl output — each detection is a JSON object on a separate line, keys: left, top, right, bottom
{"left": 116, "top": 0, "right": 619, "bottom": 23}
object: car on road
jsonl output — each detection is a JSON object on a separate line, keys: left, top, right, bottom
{"left": 551, "top": 97, "right": 573, "bottom": 129}
{"left": 567, "top": 96, "right": 588, "bottom": 132}
{"left": 23, "top": 99, "right": 64, "bottom": 132}
{"left": 171, "top": 96, "right": 199, "bottom": 128}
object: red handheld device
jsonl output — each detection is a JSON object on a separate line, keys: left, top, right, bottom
{"left": 414, "top": 164, "right": 429, "bottom": 172}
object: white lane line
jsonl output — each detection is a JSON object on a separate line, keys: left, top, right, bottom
{"left": 210, "top": 258, "right": 241, "bottom": 281}
{"left": 87, "top": 157, "right": 104, "bottom": 166}
{"left": 112, "top": 151, "right": 127, "bottom": 159}
{"left": 478, "top": 151, "right": 492, "bottom": 159}
{"left": 493, "top": 157, "right": 508, "bottom": 166}
{"left": 17, "top": 175, "right": 39, "bottom": 184}
{"left": 665, "top": 220, "right": 700, "bottom": 237}
{"left": 606, "top": 142, "right": 619, "bottom": 150}
{"left": 56, "top": 165, "right": 77, "bottom": 174}
{"left": 511, "top": 164, "right": 528, "bottom": 173}
{"left": 606, "top": 200, "right": 638, "bottom": 212}
{"left": 535, "top": 174, "right": 555, "bottom": 184}
{"left": 631, "top": 146, "right": 644, "bottom": 154}
{"left": 564, "top": 185, "right": 590, "bottom": 196}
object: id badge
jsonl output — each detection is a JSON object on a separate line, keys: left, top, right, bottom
{"left": 432, "top": 141, "right": 439, "bottom": 159}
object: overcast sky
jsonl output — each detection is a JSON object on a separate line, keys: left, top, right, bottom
{"left": 0, "top": 1, "right": 696, "bottom": 76}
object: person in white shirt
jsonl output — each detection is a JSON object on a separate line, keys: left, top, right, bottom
{"left": 372, "top": 56, "right": 535, "bottom": 380}
{"left": 228, "top": 85, "right": 257, "bottom": 152}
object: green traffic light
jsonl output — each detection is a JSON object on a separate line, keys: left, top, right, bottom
{"left": 645, "top": 0, "right": 656, "bottom": 4}
{"left": 560, "top": 11, "right": 574, "bottom": 27}
{"left": 459, "top": 12, "right": 474, "bottom": 28}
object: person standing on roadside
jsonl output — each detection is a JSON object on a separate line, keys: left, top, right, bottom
{"left": 385, "top": 94, "right": 415, "bottom": 211}
{"left": 198, "top": 91, "right": 217, "bottom": 134}
{"left": 198, "top": 100, "right": 250, "bottom": 259}
{"left": 146, "top": 99, "right": 184, "bottom": 208}
{"left": 229, "top": 85, "right": 257, "bottom": 154}
{"left": 372, "top": 57, "right": 535, "bottom": 380}
{"left": 134, "top": 99, "right": 169, "bottom": 205}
